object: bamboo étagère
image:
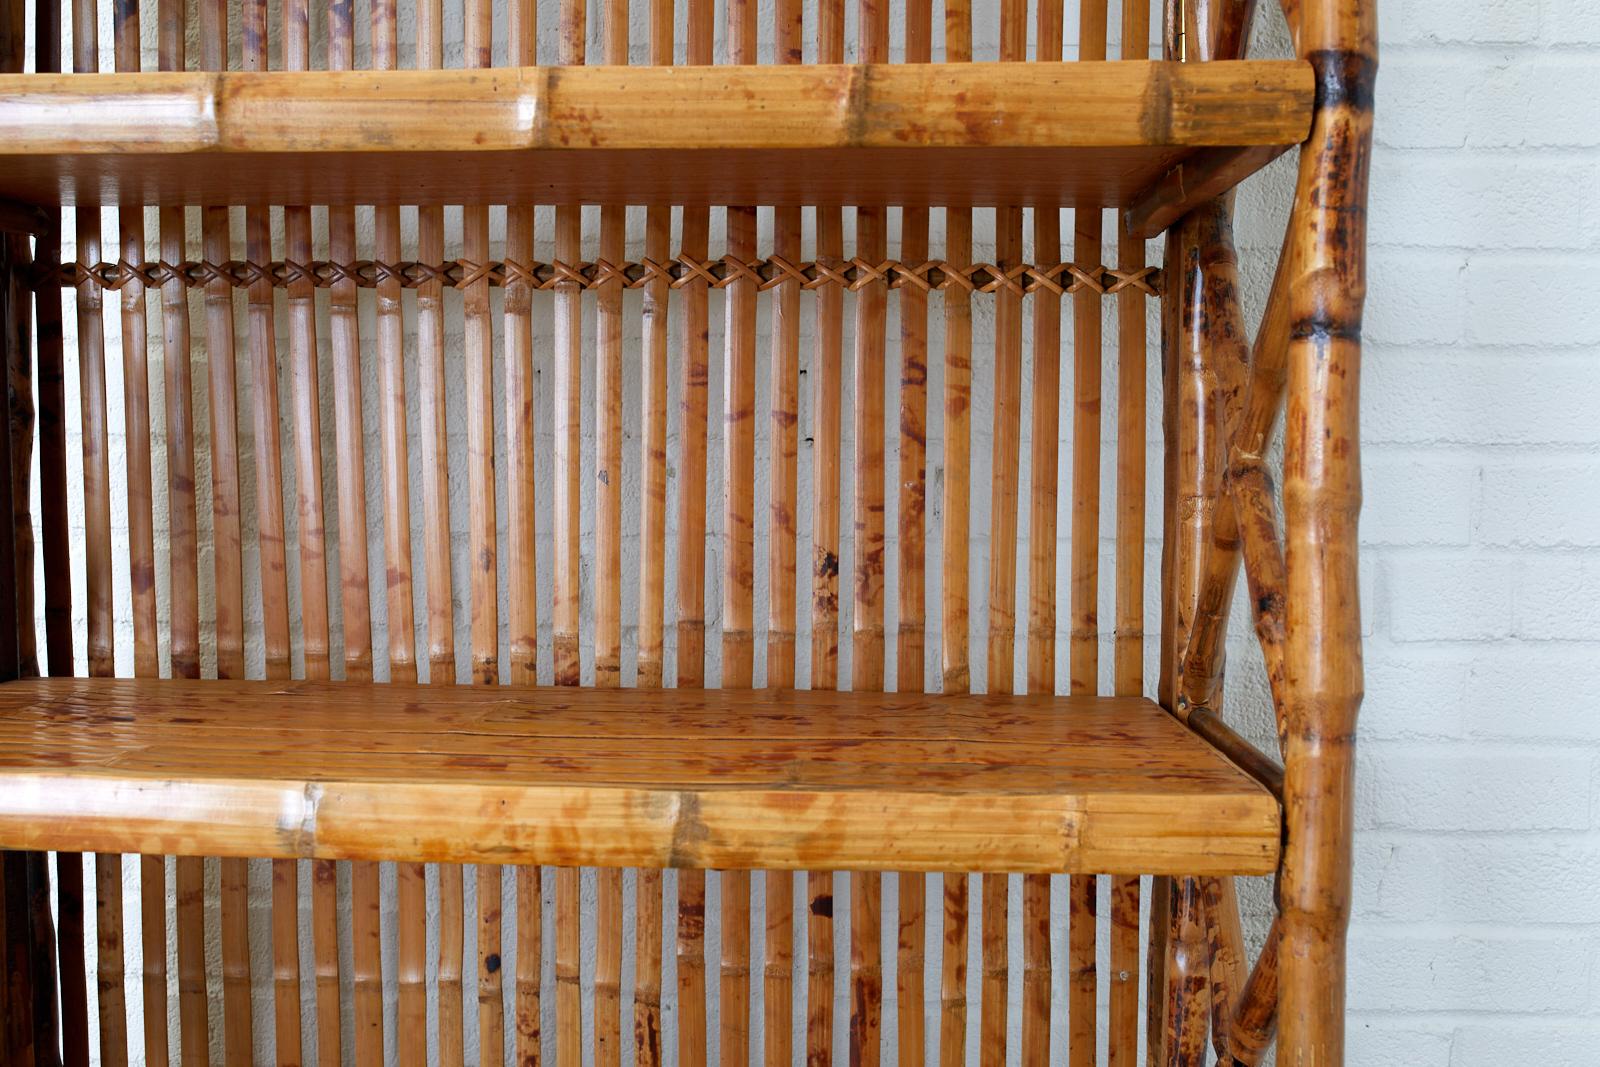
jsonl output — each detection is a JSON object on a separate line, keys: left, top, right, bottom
{"left": 0, "top": 0, "right": 1372, "bottom": 1063}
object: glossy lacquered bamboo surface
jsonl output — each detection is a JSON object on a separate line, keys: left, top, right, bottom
{"left": 0, "top": 60, "right": 1310, "bottom": 208}
{"left": 0, "top": 677, "right": 1279, "bottom": 875}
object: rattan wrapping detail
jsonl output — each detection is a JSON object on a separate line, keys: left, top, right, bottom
{"left": 43, "top": 255, "right": 1163, "bottom": 296}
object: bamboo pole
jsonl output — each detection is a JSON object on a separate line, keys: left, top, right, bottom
{"left": 280, "top": 0, "right": 341, "bottom": 1058}
{"left": 1022, "top": 0, "right": 1066, "bottom": 1059}
{"left": 411, "top": 0, "right": 463, "bottom": 1043}
{"left": 806, "top": 5, "right": 845, "bottom": 1064}
{"left": 69, "top": 0, "right": 124, "bottom": 1058}
{"left": 503, "top": 2, "right": 539, "bottom": 1065}
{"left": 676, "top": 2, "right": 714, "bottom": 1060}
{"left": 1162, "top": 878, "right": 1209, "bottom": 1065}
{"left": 1109, "top": 2, "right": 1150, "bottom": 1060}
{"left": 895, "top": 11, "right": 933, "bottom": 1066}
{"left": 594, "top": 0, "right": 627, "bottom": 691}
{"left": 195, "top": 170, "right": 250, "bottom": 1067}
{"left": 764, "top": 0, "right": 802, "bottom": 1062}
{"left": 939, "top": 0, "right": 974, "bottom": 1059}
{"left": 549, "top": 0, "right": 585, "bottom": 1061}
{"left": 1278, "top": 5, "right": 1374, "bottom": 1062}
{"left": 718, "top": 2, "right": 758, "bottom": 1059}
{"left": 110, "top": 4, "right": 167, "bottom": 1063}
{"left": 237, "top": 3, "right": 299, "bottom": 1057}
{"left": 850, "top": 0, "right": 890, "bottom": 1060}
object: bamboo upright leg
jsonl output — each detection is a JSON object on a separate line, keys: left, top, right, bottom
{"left": 1278, "top": 8, "right": 1375, "bottom": 1063}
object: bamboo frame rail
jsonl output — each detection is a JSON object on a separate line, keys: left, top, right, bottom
{"left": 0, "top": 62, "right": 1311, "bottom": 209}
{"left": 0, "top": 0, "right": 1374, "bottom": 1060}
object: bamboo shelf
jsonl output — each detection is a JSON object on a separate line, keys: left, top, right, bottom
{"left": 0, "top": 60, "right": 1311, "bottom": 213}
{"left": 0, "top": 678, "right": 1278, "bottom": 874}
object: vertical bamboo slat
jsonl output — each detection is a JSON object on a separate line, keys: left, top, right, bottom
{"left": 415, "top": 2, "right": 462, "bottom": 1051}
{"left": 590, "top": 2, "right": 628, "bottom": 1059}
{"left": 1020, "top": 3, "right": 1064, "bottom": 1063}
{"left": 199, "top": 0, "right": 251, "bottom": 1034}
{"left": 1108, "top": 3, "right": 1150, "bottom": 1065}
{"left": 593, "top": 0, "right": 626, "bottom": 692}
{"left": 938, "top": 0, "right": 974, "bottom": 1059}
{"left": 550, "top": 0, "right": 585, "bottom": 1059}
{"left": 630, "top": 13, "right": 671, "bottom": 1062}
{"left": 68, "top": 2, "right": 125, "bottom": 1060}
{"left": 635, "top": 867, "right": 662, "bottom": 1067}
{"left": 895, "top": 10, "right": 933, "bottom": 1063}
{"left": 637, "top": 0, "right": 673, "bottom": 694}
{"left": 763, "top": 0, "right": 803, "bottom": 1055}
{"left": 676, "top": 0, "right": 714, "bottom": 1062}
{"left": 503, "top": 0, "right": 539, "bottom": 1063}
{"left": 720, "top": 0, "right": 757, "bottom": 1048}
{"left": 110, "top": 4, "right": 168, "bottom": 1063}
{"left": 504, "top": 0, "right": 537, "bottom": 694}
{"left": 281, "top": 0, "right": 340, "bottom": 1058}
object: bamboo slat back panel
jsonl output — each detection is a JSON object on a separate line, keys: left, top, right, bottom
{"left": 0, "top": 0, "right": 1380, "bottom": 1060}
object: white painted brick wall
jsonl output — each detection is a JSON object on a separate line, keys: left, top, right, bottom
{"left": 1344, "top": 0, "right": 1600, "bottom": 1059}
{"left": 20, "top": 0, "right": 1600, "bottom": 1063}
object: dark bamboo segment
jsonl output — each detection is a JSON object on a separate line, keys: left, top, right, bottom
{"left": 55, "top": 850, "right": 88, "bottom": 1067}
{"left": 1163, "top": 878, "right": 1210, "bottom": 1065}
{"left": 1202, "top": 876, "right": 1246, "bottom": 1064}
{"left": 94, "top": 854, "right": 127, "bottom": 1067}
{"left": 1279, "top": 8, "right": 1374, "bottom": 1063}
{"left": 678, "top": 868, "right": 708, "bottom": 1067}
{"left": 515, "top": 864, "right": 543, "bottom": 1067}
{"left": 805, "top": 872, "right": 833, "bottom": 1067}
{"left": 139, "top": 855, "right": 167, "bottom": 1067}
{"left": 635, "top": 868, "right": 662, "bottom": 1067}
{"left": 978, "top": 871, "right": 1004, "bottom": 1067}
{"left": 1226, "top": 918, "right": 1278, "bottom": 1066}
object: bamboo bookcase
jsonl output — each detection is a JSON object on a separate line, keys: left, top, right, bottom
{"left": 0, "top": 0, "right": 1373, "bottom": 1061}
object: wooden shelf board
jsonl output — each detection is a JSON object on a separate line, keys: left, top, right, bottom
{"left": 0, "top": 60, "right": 1312, "bottom": 209}
{"left": 0, "top": 677, "right": 1278, "bottom": 874}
